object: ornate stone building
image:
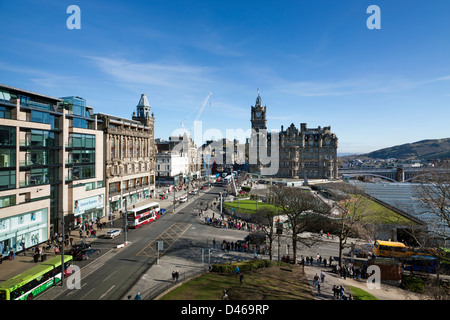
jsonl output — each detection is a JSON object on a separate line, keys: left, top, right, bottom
{"left": 97, "top": 94, "right": 156, "bottom": 214}
{"left": 249, "top": 93, "right": 338, "bottom": 179}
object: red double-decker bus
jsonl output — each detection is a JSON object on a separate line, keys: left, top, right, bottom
{"left": 127, "top": 202, "right": 161, "bottom": 228}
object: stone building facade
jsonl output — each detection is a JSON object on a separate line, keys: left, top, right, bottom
{"left": 97, "top": 94, "right": 156, "bottom": 214}
{"left": 249, "top": 93, "right": 338, "bottom": 179}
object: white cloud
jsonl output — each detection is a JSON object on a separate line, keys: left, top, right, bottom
{"left": 88, "top": 56, "right": 216, "bottom": 90}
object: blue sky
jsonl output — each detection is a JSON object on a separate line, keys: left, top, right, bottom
{"left": 1, "top": 0, "right": 449, "bottom": 154}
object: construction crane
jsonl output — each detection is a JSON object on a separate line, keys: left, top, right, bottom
{"left": 180, "top": 92, "right": 212, "bottom": 137}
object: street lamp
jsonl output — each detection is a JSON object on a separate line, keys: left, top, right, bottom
{"left": 123, "top": 198, "right": 128, "bottom": 244}
{"left": 58, "top": 210, "right": 70, "bottom": 287}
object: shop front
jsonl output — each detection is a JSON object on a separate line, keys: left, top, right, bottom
{"left": 0, "top": 208, "right": 49, "bottom": 256}
{"left": 73, "top": 194, "right": 105, "bottom": 227}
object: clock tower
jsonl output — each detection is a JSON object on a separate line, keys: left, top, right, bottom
{"left": 251, "top": 92, "right": 267, "bottom": 131}
{"left": 249, "top": 91, "right": 268, "bottom": 174}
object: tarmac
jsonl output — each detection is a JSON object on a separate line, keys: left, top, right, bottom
{"left": 0, "top": 185, "right": 424, "bottom": 301}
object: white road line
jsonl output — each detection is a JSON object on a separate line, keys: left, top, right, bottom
{"left": 102, "top": 270, "right": 117, "bottom": 283}
{"left": 99, "top": 285, "right": 115, "bottom": 300}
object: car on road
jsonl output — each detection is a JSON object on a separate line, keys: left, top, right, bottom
{"left": 67, "top": 241, "right": 91, "bottom": 256}
{"left": 104, "top": 229, "right": 122, "bottom": 239}
{"left": 189, "top": 190, "right": 197, "bottom": 195}
{"left": 179, "top": 197, "right": 187, "bottom": 203}
{"left": 75, "top": 248, "right": 101, "bottom": 260}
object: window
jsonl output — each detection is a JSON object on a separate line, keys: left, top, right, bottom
{"left": 30, "top": 111, "right": 58, "bottom": 129}
{"left": 85, "top": 182, "right": 95, "bottom": 191}
{"left": 0, "top": 195, "right": 15, "bottom": 208}
{"left": 0, "top": 106, "right": 11, "bottom": 119}
{"left": 70, "top": 149, "right": 95, "bottom": 164}
{"left": 25, "top": 150, "right": 48, "bottom": 166}
{"left": 69, "top": 133, "right": 95, "bottom": 148}
{"left": 0, "top": 89, "right": 12, "bottom": 101}
{"left": 72, "top": 117, "right": 93, "bottom": 129}
{"left": 0, "top": 126, "right": 16, "bottom": 146}
{"left": 0, "top": 170, "right": 16, "bottom": 190}
{"left": 68, "top": 164, "right": 95, "bottom": 181}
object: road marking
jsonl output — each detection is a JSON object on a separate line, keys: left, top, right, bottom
{"left": 136, "top": 223, "right": 191, "bottom": 258}
{"left": 99, "top": 285, "right": 115, "bottom": 300}
{"left": 102, "top": 270, "right": 117, "bottom": 283}
{"left": 80, "top": 287, "right": 96, "bottom": 300}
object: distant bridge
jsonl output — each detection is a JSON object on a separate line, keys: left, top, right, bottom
{"left": 338, "top": 167, "right": 449, "bottom": 183}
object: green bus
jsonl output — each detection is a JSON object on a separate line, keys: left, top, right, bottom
{"left": 0, "top": 255, "right": 73, "bottom": 300}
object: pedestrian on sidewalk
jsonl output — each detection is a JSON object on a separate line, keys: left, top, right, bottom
{"left": 339, "top": 286, "right": 345, "bottom": 300}
{"left": 313, "top": 274, "right": 319, "bottom": 287}
{"left": 320, "top": 271, "right": 326, "bottom": 283}
{"left": 134, "top": 292, "right": 141, "bottom": 300}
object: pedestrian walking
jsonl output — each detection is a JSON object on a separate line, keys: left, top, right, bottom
{"left": 317, "top": 282, "right": 321, "bottom": 294}
{"left": 134, "top": 292, "right": 141, "bottom": 300}
{"left": 313, "top": 274, "right": 319, "bottom": 287}
{"left": 320, "top": 271, "right": 325, "bottom": 283}
{"left": 339, "top": 286, "right": 345, "bottom": 300}
{"left": 239, "top": 272, "right": 244, "bottom": 284}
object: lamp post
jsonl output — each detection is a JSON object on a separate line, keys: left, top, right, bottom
{"left": 123, "top": 198, "right": 128, "bottom": 244}
{"left": 61, "top": 211, "right": 65, "bottom": 287}
{"left": 58, "top": 210, "right": 70, "bottom": 287}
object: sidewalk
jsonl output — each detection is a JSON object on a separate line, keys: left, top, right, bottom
{"left": 0, "top": 219, "right": 113, "bottom": 282}
{"left": 302, "top": 263, "right": 422, "bottom": 300}
{"left": 0, "top": 191, "right": 182, "bottom": 283}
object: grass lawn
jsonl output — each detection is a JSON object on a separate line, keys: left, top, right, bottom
{"left": 339, "top": 194, "right": 417, "bottom": 225}
{"left": 346, "top": 285, "right": 379, "bottom": 300}
{"left": 223, "top": 200, "right": 276, "bottom": 214}
{"left": 159, "top": 263, "right": 314, "bottom": 300}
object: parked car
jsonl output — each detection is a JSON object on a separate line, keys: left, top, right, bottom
{"left": 104, "top": 229, "right": 122, "bottom": 239}
{"left": 67, "top": 242, "right": 91, "bottom": 256}
{"left": 75, "top": 248, "right": 101, "bottom": 261}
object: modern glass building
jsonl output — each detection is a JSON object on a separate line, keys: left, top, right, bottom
{"left": 0, "top": 84, "right": 105, "bottom": 256}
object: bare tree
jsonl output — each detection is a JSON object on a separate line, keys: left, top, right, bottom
{"left": 415, "top": 163, "right": 450, "bottom": 245}
{"left": 405, "top": 163, "right": 450, "bottom": 293}
{"left": 253, "top": 207, "right": 278, "bottom": 261}
{"left": 269, "top": 185, "right": 331, "bottom": 263}
{"left": 337, "top": 193, "right": 375, "bottom": 267}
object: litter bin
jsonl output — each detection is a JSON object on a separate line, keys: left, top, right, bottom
{"left": 41, "top": 254, "right": 47, "bottom": 262}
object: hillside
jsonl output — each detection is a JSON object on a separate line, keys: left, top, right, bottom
{"left": 343, "top": 138, "right": 450, "bottom": 160}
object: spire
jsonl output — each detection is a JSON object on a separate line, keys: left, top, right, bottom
{"left": 137, "top": 94, "right": 150, "bottom": 108}
{"left": 255, "top": 88, "right": 262, "bottom": 107}
{"left": 136, "top": 93, "right": 151, "bottom": 118}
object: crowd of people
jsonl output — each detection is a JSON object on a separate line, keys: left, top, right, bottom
{"left": 203, "top": 214, "right": 261, "bottom": 233}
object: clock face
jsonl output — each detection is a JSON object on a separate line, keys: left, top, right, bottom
{"left": 256, "top": 112, "right": 261, "bottom": 118}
